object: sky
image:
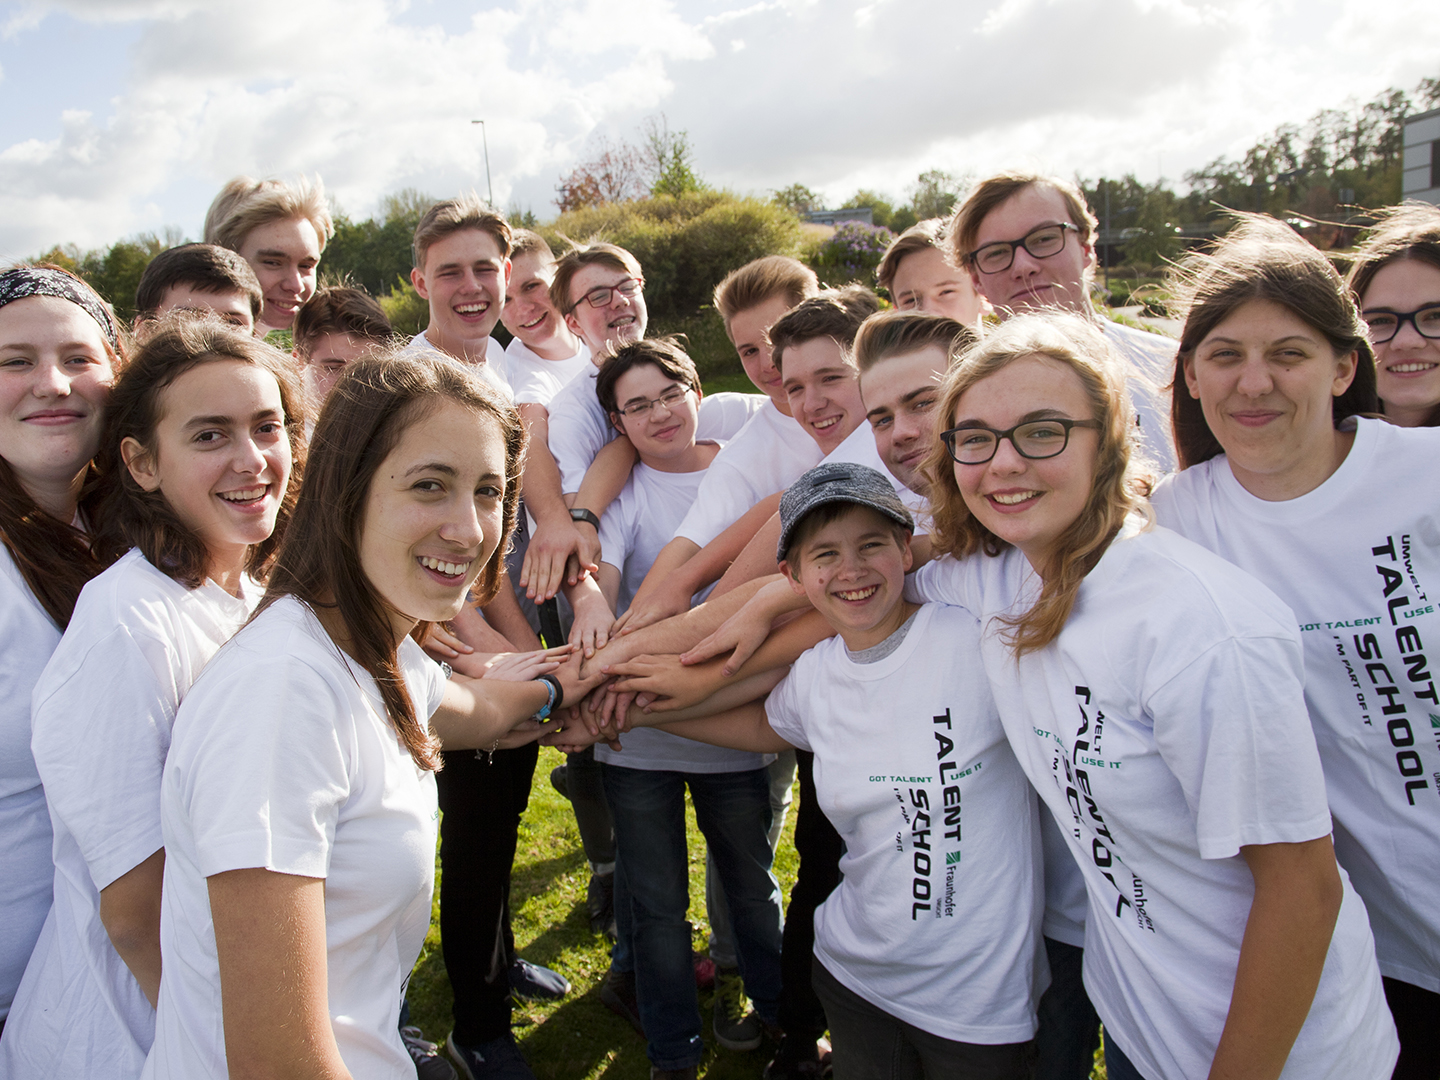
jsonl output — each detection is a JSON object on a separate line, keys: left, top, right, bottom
{"left": 0, "top": 0, "right": 1437, "bottom": 258}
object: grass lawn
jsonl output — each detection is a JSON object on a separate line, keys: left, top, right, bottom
{"left": 405, "top": 746, "right": 802, "bottom": 1080}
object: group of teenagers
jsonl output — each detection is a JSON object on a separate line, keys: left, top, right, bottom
{"left": 0, "top": 166, "right": 1436, "bottom": 1080}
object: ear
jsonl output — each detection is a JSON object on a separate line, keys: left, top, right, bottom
{"left": 967, "top": 265, "right": 988, "bottom": 304}
{"left": 779, "top": 560, "right": 807, "bottom": 596}
{"left": 610, "top": 411, "right": 626, "bottom": 437}
{"left": 120, "top": 436, "right": 162, "bottom": 493}
{"left": 1332, "top": 349, "right": 1359, "bottom": 398}
{"left": 900, "top": 532, "right": 915, "bottom": 573}
{"left": 502, "top": 257, "right": 513, "bottom": 290}
{"left": 564, "top": 310, "right": 583, "bottom": 339}
{"left": 410, "top": 265, "right": 430, "bottom": 300}
{"left": 1182, "top": 353, "right": 1202, "bottom": 400}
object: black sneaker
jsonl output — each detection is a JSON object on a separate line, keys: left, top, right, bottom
{"left": 508, "top": 957, "right": 571, "bottom": 1002}
{"left": 600, "top": 965, "right": 646, "bottom": 1037}
{"left": 712, "top": 965, "right": 762, "bottom": 1051}
{"left": 587, "top": 871, "right": 616, "bottom": 937}
{"left": 401, "top": 1026, "right": 458, "bottom": 1080}
{"left": 549, "top": 764, "right": 570, "bottom": 800}
{"left": 446, "top": 1032, "right": 535, "bottom": 1080}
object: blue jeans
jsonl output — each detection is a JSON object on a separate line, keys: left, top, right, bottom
{"left": 1035, "top": 937, "right": 1100, "bottom": 1080}
{"left": 603, "top": 763, "right": 784, "bottom": 1071}
{"left": 1104, "top": 1032, "right": 1148, "bottom": 1080}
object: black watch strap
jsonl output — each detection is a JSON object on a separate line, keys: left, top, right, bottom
{"left": 570, "top": 507, "right": 601, "bottom": 530}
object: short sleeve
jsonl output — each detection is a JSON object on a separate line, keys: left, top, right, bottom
{"left": 763, "top": 667, "right": 813, "bottom": 752}
{"left": 177, "top": 650, "right": 353, "bottom": 880}
{"left": 31, "top": 628, "right": 178, "bottom": 892}
{"left": 548, "top": 382, "right": 610, "bottom": 493}
{"left": 696, "top": 392, "right": 764, "bottom": 441}
{"left": 1145, "top": 633, "right": 1332, "bottom": 860}
{"left": 906, "top": 555, "right": 980, "bottom": 610}
{"left": 597, "top": 491, "right": 634, "bottom": 577}
{"left": 400, "top": 637, "right": 448, "bottom": 719}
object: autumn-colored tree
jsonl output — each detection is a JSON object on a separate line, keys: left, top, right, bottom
{"left": 554, "top": 137, "right": 648, "bottom": 212}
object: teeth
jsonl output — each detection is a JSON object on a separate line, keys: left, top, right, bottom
{"left": 521, "top": 314, "right": 546, "bottom": 329}
{"left": 1388, "top": 362, "right": 1436, "bottom": 373}
{"left": 836, "top": 585, "right": 878, "bottom": 601}
{"left": 420, "top": 556, "right": 471, "bottom": 577}
{"left": 219, "top": 486, "right": 266, "bottom": 502}
{"left": 992, "top": 491, "right": 1038, "bottom": 505}
{"left": 456, "top": 303, "right": 487, "bottom": 314}
{"left": 813, "top": 416, "right": 840, "bottom": 430}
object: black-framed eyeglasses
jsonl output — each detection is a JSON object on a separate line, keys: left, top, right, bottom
{"left": 968, "top": 223, "right": 1079, "bottom": 275}
{"left": 940, "top": 417, "right": 1101, "bottom": 465}
{"left": 615, "top": 384, "right": 691, "bottom": 419}
{"left": 1362, "top": 304, "right": 1440, "bottom": 344}
{"left": 574, "top": 276, "right": 644, "bottom": 312}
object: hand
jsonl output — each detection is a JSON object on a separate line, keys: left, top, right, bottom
{"left": 423, "top": 621, "right": 476, "bottom": 661}
{"left": 520, "top": 519, "right": 597, "bottom": 603}
{"left": 612, "top": 579, "right": 693, "bottom": 637}
{"left": 604, "top": 653, "right": 726, "bottom": 714}
{"left": 550, "top": 703, "right": 622, "bottom": 753}
{"left": 569, "top": 594, "right": 617, "bottom": 660}
{"left": 479, "top": 644, "right": 576, "bottom": 682}
{"left": 681, "top": 602, "right": 774, "bottom": 676}
{"left": 554, "top": 648, "right": 610, "bottom": 708}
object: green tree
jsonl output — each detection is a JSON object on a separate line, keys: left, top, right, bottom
{"left": 643, "top": 116, "right": 705, "bottom": 198}
{"left": 908, "top": 169, "right": 964, "bottom": 221}
{"left": 1122, "top": 183, "right": 1181, "bottom": 269}
{"left": 771, "top": 184, "right": 823, "bottom": 217}
{"left": 840, "top": 189, "right": 897, "bottom": 230}
{"left": 322, "top": 188, "right": 435, "bottom": 295}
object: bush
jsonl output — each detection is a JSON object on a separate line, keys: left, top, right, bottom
{"left": 378, "top": 276, "right": 430, "bottom": 338}
{"left": 545, "top": 192, "right": 804, "bottom": 320}
{"left": 809, "top": 221, "right": 894, "bottom": 288}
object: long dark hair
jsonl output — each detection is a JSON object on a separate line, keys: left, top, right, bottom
{"left": 92, "top": 317, "right": 305, "bottom": 586}
{"left": 258, "top": 349, "right": 525, "bottom": 771}
{"left": 1166, "top": 214, "right": 1377, "bottom": 468}
{"left": 0, "top": 266, "right": 125, "bottom": 627}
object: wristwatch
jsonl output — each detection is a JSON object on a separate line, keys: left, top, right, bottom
{"left": 569, "top": 507, "right": 601, "bottom": 530}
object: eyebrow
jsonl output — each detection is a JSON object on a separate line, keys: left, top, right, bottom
{"left": 953, "top": 407, "right": 1071, "bottom": 426}
{"left": 405, "top": 461, "right": 458, "bottom": 478}
{"left": 866, "top": 384, "right": 937, "bottom": 420}
{"left": 1203, "top": 334, "right": 1318, "bottom": 346}
{"left": 254, "top": 248, "right": 295, "bottom": 260}
{"left": 0, "top": 340, "right": 101, "bottom": 353}
{"left": 183, "top": 408, "right": 282, "bottom": 430}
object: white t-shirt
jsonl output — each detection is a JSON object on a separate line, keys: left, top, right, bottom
{"left": 3, "top": 550, "right": 257, "bottom": 1078}
{"left": 546, "top": 365, "right": 764, "bottom": 493}
{"left": 401, "top": 330, "right": 512, "bottom": 401}
{"left": 909, "top": 523, "right": 1397, "bottom": 1080}
{"left": 0, "top": 547, "right": 62, "bottom": 1022}
{"left": 144, "top": 596, "right": 447, "bottom": 1080}
{"left": 1101, "top": 320, "right": 1176, "bottom": 475}
{"left": 595, "top": 459, "right": 768, "bottom": 775}
{"left": 822, "top": 422, "right": 930, "bottom": 519}
{"left": 1151, "top": 417, "right": 1440, "bottom": 995}
{"left": 673, "top": 400, "right": 823, "bottom": 548}
{"left": 504, "top": 337, "right": 591, "bottom": 406}
{"left": 766, "top": 603, "right": 1044, "bottom": 1043}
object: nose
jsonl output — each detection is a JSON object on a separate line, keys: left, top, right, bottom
{"left": 1235, "top": 354, "right": 1274, "bottom": 397}
{"left": 440, "top": 497, "right": 485, "bottom": 550}
{"left": 279, "top": 265, "right": 303, "bottom": 297}
{"left": 232, "top": 432, "right": 269, "bottom": 477}
{"left": 988, "top": 433, "right": 1028, "bottom": 473}
{"left": 31, "top": 358, "right": 70, "bottom": 398}
{"left": 1388, "top": 316, "right": 1426, "bottom": 348}
{"left": 803, "top": 382, "right": 826, "bottom": 416}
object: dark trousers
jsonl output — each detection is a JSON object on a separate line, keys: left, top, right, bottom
{"left": 1385, "top": 976, "right": 1440, "bottom": 1080}
{"left": 812, "top": 960, "right": 1036, "bottom": 1080}
{"left": 436, "top": 741, "right": 538, "bottom": 1045}
{"left": 1034, "top": 937, "right": 1100, "bottom": 1080}
{"left": 778, "top": 749, "right": 844, "bottom": 1039}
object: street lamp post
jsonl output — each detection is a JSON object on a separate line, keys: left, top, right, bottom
{"left": 471, "top": 119, "right": 494, "bottom": 208}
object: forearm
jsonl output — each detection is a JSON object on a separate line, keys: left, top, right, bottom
{"left": 480, "top": 575, "right": 543, "bottom": 650}
{"left": 1208, "top": 838, "right": 1343, "bottom": 1080}
{"left": 590, "top": 576, "right": 776, "bottom": 672}
{"left": 633, "top": 538, "right": 702, "bottom": 601}
{"left": 713, "top": 510, "right": 784, "bottom": 595}
{"left": 98, "top": 848, "right": 165, "bottom": 1009}
{"left": 653, "top": 701, "right": 791, "bottom": 754}
{"left": 574, "top": 435, "right": 637, "bottom": 517}
{"left": 518, "top": 414, "right": 571, "bottom": 529}
{"left": 430, "top": 676, "right": 552, "bottom": 749}
{"left": 642, "top": 669, "right": 788, "bottom": 722}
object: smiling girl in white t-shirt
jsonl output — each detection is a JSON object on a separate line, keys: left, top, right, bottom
{"left": 0, "top": 268, "right": 121, "bottom": 1043}
{"left": 4, "top": 318, "right": 301, "bottom": 1077}
{"left": 909, "top": 311, "right": 1397, "bottom": 1080}
{"left": 143, "top": 349, "right": 601, "bottom": 1080}
{"left": 1151, "top": 214, "right": 1440, "bottom": 1079}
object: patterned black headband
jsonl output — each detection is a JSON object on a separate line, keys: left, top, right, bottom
{"left": 0, "top": 266, "right": 120, "bottom": 353}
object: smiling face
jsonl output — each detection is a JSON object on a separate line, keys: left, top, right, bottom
{"left": 236, "top": 217, "right": 322, "bottom": 332}
{"left": 0, "top": 295, "right": 115, "bottom": 514}
{"left": 411, "top": 228, "right": 511, "bottom": 363}
{"left": 781, "top": 504, "right": 915, "bottom": 651}
{"left": 358, "top": 399, "right": 508, "bottom": 641}
{"left": 727, "top": 294, "right": 794, "bottom": 412}
{"left": 861, "top": 345, "right": 948, "bottom": 493}
{"left": 610, "top": 363, "right": 703, "bottom": 471}
{"left": 890, "top": 247, "right": 985, "bottom": 325}
{"left": 781, "top": 336, "right": 866, "bottom": 455}
{"left": 968, "top": 184, "right": 1094, "bottom": 317}
{"left": 1361, "top": 258, "right": 1440, "bottom": 427}
{"left": 564, "top": 264, "right": 648, "bottom": 358}
{"left": 501, "top": 251, "right": 575, "bottom": 359}
{"left": 1183, "top": 298, "right": 1357, "bottom": 500}
{"left": 950, "top": 354, "right": 1099, "bottom": 574}
{"left": 124, "top": 359, "right": 292, "bottom": 586}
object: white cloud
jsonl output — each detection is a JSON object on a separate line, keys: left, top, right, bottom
{"left": 0, "top": 0, "right": 1436, "bottom": 256}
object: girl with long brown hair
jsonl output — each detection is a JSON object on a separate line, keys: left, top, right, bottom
{"left": 145, "top": 350, "right": 599, "bottom": 1080}
{"left": 0, "top": 266, "right": 120, "bottom": 1043}
{"left": 913, "top": 310, "right": 1396, "bottom": 1080}
{"left": 1153, "top": 213, "right": 1440, "bottom": 1079}
{"left": 4, "top": 316, "right": 299, "bottom": 1078}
